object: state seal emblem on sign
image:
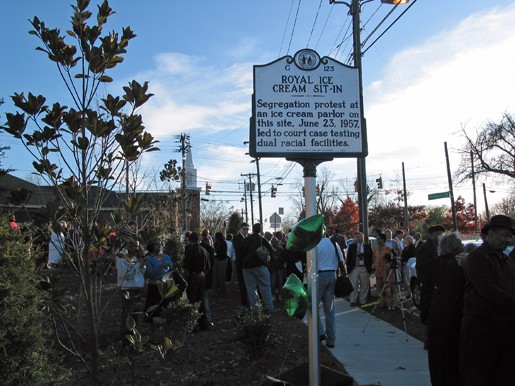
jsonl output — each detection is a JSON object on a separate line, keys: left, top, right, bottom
{"left": 294, "top": 49, "right": 320, "bottom": 70}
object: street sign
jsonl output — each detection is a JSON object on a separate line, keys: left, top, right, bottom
{"left": 270, "top": 212, "right": 281, "bottom": 225}
{"left": 428, "top": 191, "right": 450, "bottom": 200}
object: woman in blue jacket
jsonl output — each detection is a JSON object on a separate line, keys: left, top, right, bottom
{"left": 144, "top": 240, "right": 173, "bottom": 322}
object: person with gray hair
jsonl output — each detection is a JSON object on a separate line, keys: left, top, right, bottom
{"left": 420, "top": 233, "right": 465, "bottom": 386}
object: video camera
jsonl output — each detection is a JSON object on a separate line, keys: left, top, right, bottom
{"left": 384, "top": 253, "right": 398, "bottom": 269}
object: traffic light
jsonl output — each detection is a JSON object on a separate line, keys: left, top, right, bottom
{"left": 376, "top": 177, "right": 383, "bottom": 189}
{"left": 316, "top": 184, "right": 320, "bottom": 196}
{"left": 271, "top": 185, "right": 277, "bottom": 198}
{"left": 354, "top": 180, "right": 359, "bottom": 192}
{"left": 205, "top": 182, "right": 211, "bottom": 195}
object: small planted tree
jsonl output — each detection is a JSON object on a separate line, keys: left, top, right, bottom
{"left": 1, "top": 0, "right": 158, "bottom": 380}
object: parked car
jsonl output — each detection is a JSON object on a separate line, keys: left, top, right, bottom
{"left": 463, "top": 239, "right": 513, "bottom": 256}
{"left": 405, "top": 239, "right": 497, "bottom": 310}
{"left": 462, "top": 239, "right": 483, "bottom": 251}
{"left": 345, "top": 236, "right": 377, "bottom": 251}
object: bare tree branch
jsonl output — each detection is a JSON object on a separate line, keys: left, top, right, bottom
{"left": 456, "top": 112, "right": 515, "bottom": 182}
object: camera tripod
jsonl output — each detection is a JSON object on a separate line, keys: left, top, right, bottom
{"left": 362, "top": 258, "right": 409, "bottom": 341}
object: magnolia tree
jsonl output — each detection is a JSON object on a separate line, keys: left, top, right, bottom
{"left": 1, "top": 0, "right": 159, "bottom": 380}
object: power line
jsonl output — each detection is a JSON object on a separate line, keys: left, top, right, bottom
{"left": 278, "top": 0, "right": 297, "bottom": 57}
{"left": 306, "top": 0, "right": 324, "bottom": 48}
{"left": 362, "top": 0, "right": 419, "bottom": 56}
{"left": 287, "top": 0, "right": 303, "bottom": 56}
{"left": 314, "top": 3, "right": 334, "bottom": 51}
{"left": 360, "top": 3, "right": 401, "bottom": 49}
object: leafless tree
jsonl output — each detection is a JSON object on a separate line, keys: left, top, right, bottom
{"left": 456, "top": 113, "right": 515, "bottom": 182}
{"left": 200, "top": 199, "right": 233, "bottom": 232}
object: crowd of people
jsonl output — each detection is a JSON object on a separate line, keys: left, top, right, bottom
{"left": 418, "top": 215, "right": 515, "bottom": 386}
{"left": 111, "top": 221, "right": 440, "bottom": 352}
{"left": 112, "top": 222, "right": 308, "bottom": 336}
{"left": 13, "top": 210, "right": 514, "bottom": 385}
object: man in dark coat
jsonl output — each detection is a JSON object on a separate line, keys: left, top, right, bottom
{"left": 239, "top": 223, "right": 275, "bottom": 312}
{"left": 416, "top": 224, "right": 445, "bottom": 350}
{"left": 460, "top": 215, "right": 515, "bottom": 386}
{"left": 183, "top": 232, "right": 211, "bottom": 330}
{"left": 420, "top": 233, "right": 465, "bottom": 386}
{"left": 232, "top": 222, "right": 250, "bottom": 307}
{"left": 416, "top": 225, "right": 445, "bottom": 286}
{"left": 346, "top": 232, "right": 373, "bottom": 306}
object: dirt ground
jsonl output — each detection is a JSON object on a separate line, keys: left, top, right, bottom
{"left": 58, "top": 271, "right": 425, "bottom": 385}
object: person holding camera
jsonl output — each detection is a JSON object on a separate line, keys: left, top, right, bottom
{"left": 346, "top": 232, "right": 373, "bottom": 307}
{"left": 374, "top": 233, "right": 396, "bottom": 310}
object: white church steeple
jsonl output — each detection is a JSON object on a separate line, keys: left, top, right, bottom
{"left": 184, "top": 140, "right": 197, "bottom": 189}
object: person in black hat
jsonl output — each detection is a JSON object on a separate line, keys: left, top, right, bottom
{"left": 416, "top": 225, "right": 445, "bottom": 287}
{"left": 460, "top": 215, "right": 515, "bottom": 386}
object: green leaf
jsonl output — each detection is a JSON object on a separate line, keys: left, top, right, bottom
{"left": 125, "top": 315, "right": 136, "bottom": 331}
{"left": 163, "top": 337, "right": 173, "bottom": 350}
{"left": 3, "top": 112, "right": 27, "bottom": 138}
{"left": 99, "top": 75, "right": 113, "bottom": 83}
{"left": 77, "top": 136, "right": 89, "bottom": 150}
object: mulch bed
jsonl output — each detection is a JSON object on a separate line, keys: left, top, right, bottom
{"left": 57, "top": 271, "right": 355, "bottom": 386}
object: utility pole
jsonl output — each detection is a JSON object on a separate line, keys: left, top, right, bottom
{"left": 402, "top": 162, "right": 409, "bottom": 229}
{"left": 241, "top": 173, "right": 256, "bottom": 225}
{"left": 177, "top": 133, "right": 190, "bottom": 233}
{"left": 350, "top": 0, "right": 369, "bottom": 241}
{"left": 242, "top": 182, "right": 249, "bottom": 223}
{"left": 470, "top": 151, "right": 478, "bottom": 233}
{"left": 253, "top": 157, "right": 263, "bottom": 226}
{"left": 483, "top": 183, "right": 490, "bottom": 222}
{"left": 444, "top": 142, "right": 457, "bottom": 231}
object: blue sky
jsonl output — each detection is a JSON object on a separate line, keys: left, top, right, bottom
{"left": 1, "top": 0, "right": 514, "bottom": 228}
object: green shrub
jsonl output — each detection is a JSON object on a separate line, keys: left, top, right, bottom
{"left": 0, "top": 218, "right": 70, "bottom": 385}
{"left": 236, "top": 308, "right": 280, "bottom": 358}
{"left": 155, "top": 298, "right": 201, "bottom": 343}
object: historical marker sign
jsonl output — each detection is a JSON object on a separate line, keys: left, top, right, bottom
{"left": 250, "top": 49, "right": 363, "bottom": 159}
{"left": 428, "top": 191, "right": 450, "bottom": 200}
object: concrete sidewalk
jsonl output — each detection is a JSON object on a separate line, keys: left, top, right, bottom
{"left": 323, "top": 298, "right": 431, "bottom": 386}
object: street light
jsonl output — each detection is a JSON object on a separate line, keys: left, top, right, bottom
{"left": 381, "top": 0, "right": 408, "bottom": 3}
